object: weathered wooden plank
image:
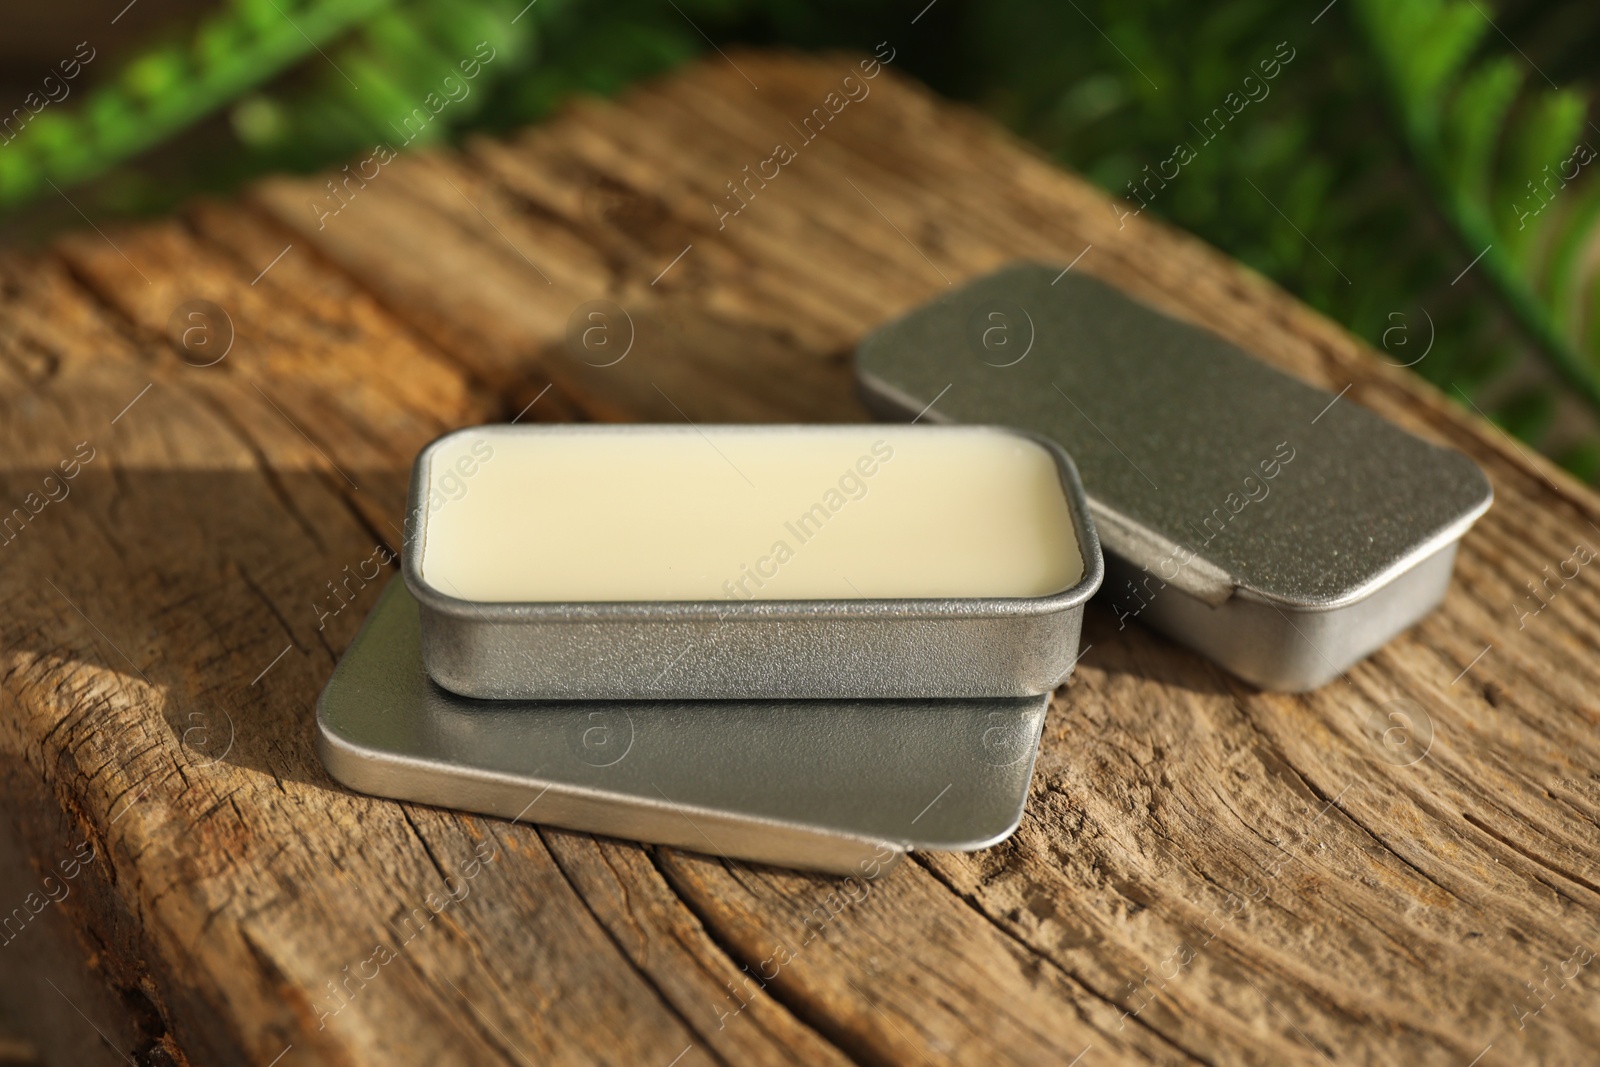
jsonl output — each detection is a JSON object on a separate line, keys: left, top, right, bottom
{"left": 2, "top": 215, "right": 820, "bottom": 1065}
{"left": 3, "top": 48, "right": 1599, "bottom": 1066}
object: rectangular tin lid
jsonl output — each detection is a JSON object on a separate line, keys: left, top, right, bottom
{"left": 855, "top": 263, "right": 1493, "bottom": 614}
{"left": 316, "top": 580, "right": 1051, "bottom": 875}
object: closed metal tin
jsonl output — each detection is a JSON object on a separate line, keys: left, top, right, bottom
{"left": 403, "top": 423, "right": 1103, "bottom": 701}
{"left": 316, "top": 580, "right": 1052, "bottom": 875}
{"left": 855, "top": 263, "right": 1493, "bottom": 691}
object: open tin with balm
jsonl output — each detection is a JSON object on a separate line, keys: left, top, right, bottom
{"left": 315, "top": 419, "right": 1100, "bottom": 873}
{"left": 856, "top": 263, "right": 1493, "bottom": 691}
{"left": 404, "top": 423, "right": 1103, "bottom": 701}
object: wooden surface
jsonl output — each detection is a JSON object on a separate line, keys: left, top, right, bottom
{"left": 4, "top": 49, "right": 1600, "bottom": 1066}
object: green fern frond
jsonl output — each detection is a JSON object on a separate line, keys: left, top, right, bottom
{"left": 1545, "top": 184, "right": 1600, "bottom": 336}
{"left": 1442, "top": 56, "right": 1521, "bottom": 209}
{"left": 0, "top": 0, "right": 396, "bottom": 205}
{"left": 1353, "top": 0, "right": 1600, "bottom": 418}
{"left": 1499, "top": 90, "right": 1587, "bottom": 261}
{"left": 0, "top": 0, "right": 750, "bottom": 211}
{"left": 1397, "top": 3, "right": 1488, "bottom": 110}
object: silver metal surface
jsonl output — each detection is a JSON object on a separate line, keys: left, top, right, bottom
{"left": 855, "top": 263, "right": 1493, "bottom": 691}
{"left": 317, "top": 580, "right": 1053, "bottom": 875}
{"left": 404, "top": 424, "right": 1103, "bottom": 701}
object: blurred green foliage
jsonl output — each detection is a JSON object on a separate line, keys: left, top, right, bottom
{"left": 1, "top": 0, "right": 1597, "bottom": 475}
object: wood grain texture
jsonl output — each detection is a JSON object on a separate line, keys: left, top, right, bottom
{"left": 3, "top": 49, "right": 1600, "bottom": 1066}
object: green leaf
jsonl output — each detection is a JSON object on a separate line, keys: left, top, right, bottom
{"left": 1497, "top": 89, "right": 1587, "bottom": 260}
{"left": 1442, "top": 55, "right": 1520, "bottom": 211}
{"left": 123, "top": 49, "right": 191, "bottom": 103}
{"left": 1354, "top": 0, "right": 1600, "bottom": 434}
{"left": 1537, "top": 179, "right": 1600, "bottom": 329}
{"left": 1405, "top": 3, "right": 1487, "bottom": 107}
{"left": 0, "top": 147, "right": 39, "bottom": 200}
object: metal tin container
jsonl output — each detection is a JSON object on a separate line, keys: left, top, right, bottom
{"left": 855, "top": 263, "right": 1493, "bottom": 691}
{"left": 403, "top": 423, "right": 1103, "bottom": 701}
{"left": 317, "top": 581, "right": 1052, "bottom": 875}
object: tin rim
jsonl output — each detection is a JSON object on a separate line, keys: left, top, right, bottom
{"left": 401, "top": 422, "right": 1105, "bottom": 625}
